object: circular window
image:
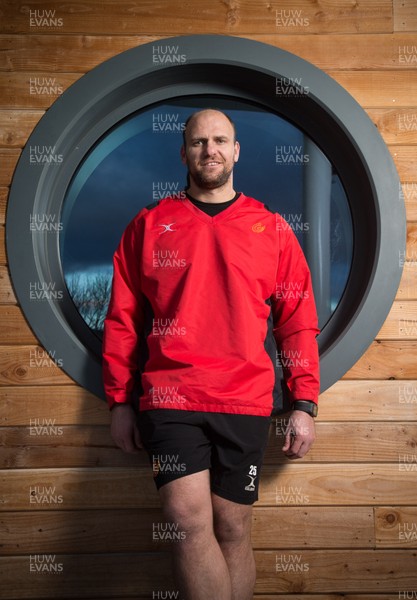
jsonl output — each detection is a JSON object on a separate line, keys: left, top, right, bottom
{"left": 60, "top": 97, "right": 353, "bottom": 338}
{"left": 6, "top": 35, "right": 405, "bottom": 400}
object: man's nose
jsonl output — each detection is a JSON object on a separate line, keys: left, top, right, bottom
{"left": 204, "top": 140, "right": 216, "bottom": 155}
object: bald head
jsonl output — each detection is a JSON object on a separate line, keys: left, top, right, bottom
{"left": 182, "top": 109, "right": 237, "bottom": 148}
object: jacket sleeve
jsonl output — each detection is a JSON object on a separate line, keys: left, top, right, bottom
{"left": 271, "top": 217, "right": 320, "bottom": 405}
{"left": 102, "top": 215, "right": 146, "bottom": 410}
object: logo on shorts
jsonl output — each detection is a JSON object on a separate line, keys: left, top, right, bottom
{"left": 245, "top": 465, "right": 257, "bottom": 491}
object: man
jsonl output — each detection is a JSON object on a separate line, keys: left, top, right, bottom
{"left": 102, "top": 109, "right": 320, "bottom": 600}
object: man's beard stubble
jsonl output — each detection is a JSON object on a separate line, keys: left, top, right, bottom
{"left": 189, "top": 164, "right": 234, "bottom": 190}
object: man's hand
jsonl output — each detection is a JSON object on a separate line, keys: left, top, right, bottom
{"left": 282, "top": 410, "right": 315, "bottom": 459}
{"left": 110, "top": 404, "right": 143, "bottom": 453}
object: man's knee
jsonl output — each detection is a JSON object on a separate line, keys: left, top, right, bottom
{"left": 213, "top": 498, "right": 253, "bottom": 545}
{"left": 159, "top": 472, "right": 213, "bottom": 536}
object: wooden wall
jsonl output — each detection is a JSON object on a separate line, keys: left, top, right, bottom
{"left": 1, "top": 0, "right": 417, "bottom": 597}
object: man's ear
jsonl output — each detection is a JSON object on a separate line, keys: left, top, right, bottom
{"left": 180, "top": 145, "right": 187, "bottom": 165}
{"left": 234, "top": 140, "right": 240, "bottom": 163}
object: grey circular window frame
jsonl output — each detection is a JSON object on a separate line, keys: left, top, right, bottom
{"left": 6, "top": 34, "right": 405, "bottom": 400}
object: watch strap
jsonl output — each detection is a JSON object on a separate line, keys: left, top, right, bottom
{"left": 292, "top": 400, "right": 318, "bottom": 417}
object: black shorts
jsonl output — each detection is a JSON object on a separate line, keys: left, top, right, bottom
{"left": 138, "top": 409, "right": 271, "bottom": 505}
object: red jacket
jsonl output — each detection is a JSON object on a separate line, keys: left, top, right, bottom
{"left": 102, "top": 194, "right": 320, "bottom": 416}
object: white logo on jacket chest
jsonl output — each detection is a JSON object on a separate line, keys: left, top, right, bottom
{"left": 158, "top": 222, "right": 176, "bottom": 234}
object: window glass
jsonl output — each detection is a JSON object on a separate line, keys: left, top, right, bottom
{"left": 60, "top": 97, "right": 353, "bottom": 336}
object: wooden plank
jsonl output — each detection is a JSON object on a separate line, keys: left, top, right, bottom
{"left": 0, "top": 550, "right": 416, "bottom": 597}
{"left": 254, "top": 550, "right": 417, "bottom": 593}
{"left": 403, "top": 182, "right": 417, "bottom": 222}
{"left": 0, "top": 224, "right": 4, "bottom": 263}
{"left": 344, "top": 340, "right": 417, "bottom": 379}
{"left": 0, "top": 149, "right": 19, "bottom": 186}
{"left": 377, "top": 300, "right": 417, "bottom": 339}
{"left": 394, "top": 0, "right": 417, "bottom": 32}
{"left": 3, "top": 33, "right": 417, "bottom": 73}
{"left": 256, "top": 597, "right": 399, "bottom": 600}
{"left": 407, "top": 221, "right": 417, "bottom": 259}
{"left": 256, "top": 597, "right": 400, "bottom": 600}
{"left": 397, "top": 260, "right": 417, "bottom": 299}
{"left": 0, "top": 306, "right": 37, "bottom": 344}
{"left": 0, "top": 426, "right": 142, "bottom": 469}
{"left": 2, "top": 421, "right": 415, "bottom": 468}
{"left": 0, "top": 385, "right": 107, "bottom": 426}
{"left": 0, "top": 506, "right": 374, "bottom": 555}
{"left": 0, "top": 187, "right": 7, "bottom": 224}
{"left": 390, "top": 146, "right": 417, "bottom": 182}
{"left": 1, "top": 379, "right": 416, "bottom": 427}
{"left": 2, "top": 464, "right": 416, "bottom": 510}
{"left": 331, "top": 71, "right": 417, "bottom": 108}
{"left": 0, "top": 467, "right": 160, "bottom": 510}
{"left": 43, "top": 597, "right": 401, "bottom": 600}
{"left": 375, "top": 506, "right": 417, "bottom": 548}
{"left": 0, "top": 0, "right": 393, "bottom": 35}
{"left": 2, "top": 71, "right": 417, "bottom": 114}
{"left": 0, "top": 552, "right": 172, "bottom": 600}
{"left": 367, "top": 108, "right": 417, "bottom": 145}
{"left": 319, "top": 379, "right": 417, "bottom": 421}
{"left": 267, "top": 422, "right": 417, "bottom": 463}
{"left": 261, "top": 464, "right": 417, "bottom": 507}
{"left": 0, "top": 110, "right": 43, "bottom": 148}
{"left": 0, "top": 346, "right": 72, "bottom": 386}
{"left": 0, "top": 34, "right": 156, "bottom": 73}
{"left": 0, "top": 73, "right": 80, "bottom": 109}
{"left": 0, "top": 265, "right": 16, "bottom": 303}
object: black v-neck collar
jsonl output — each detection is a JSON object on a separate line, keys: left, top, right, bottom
{"left": 182, "top": 193, "right": 245, "bottom": 223}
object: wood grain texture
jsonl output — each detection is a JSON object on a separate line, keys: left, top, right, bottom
{"left": 0, "top": 385, "right": 106, "bottom": 426}
{"left": 0, "top": 550, "right": 416, "bottom": 597}
{"left": 2, "top": 421, "right": 415, "bottom": 468}
{"left": 0, "top": 346, "right": 73, "bottom": 386}
{"left": 394, "top": 0, "right": 417, "bottom": 31}
{"left": 0, "top": 187, "right": 7, "bottom": 224}
{"left": 319, "top": 379, "right": 417, "bottom": 421}
{"left": 375, "top": 506, "right": 417, "bottom": 547}
{"left": 2, "top": 33, "right": 417, "bottom": 73}
{"left": 1, "top": 71, "right": 416, "bottom": 112}
{"left": 0, "top": 149, "right": 19, "bottom": 186}
{"left": 377, "top": 300, "right": 417, "bottom": 339}
{"left": 2, "top": 379, "right": 416, "bottom": 425}
{"left": 395, "top": 260, "right": 417, "bottom": 299}
{"left": 0, "top": 506, "right": 374, "bottom": 555}
{"left": 0, "top": 0, "right": 394, "bottom": 35}
{"left": 0, "top": 72, "right": 81, "bottom": 109}
{"left": 2, "top": 464, "right": 416, "bottom": 510}
{"left": 344, "top": 340, "right": 417, "bottom": 379}
{"left": 0, "top": 2, "right": 417, "bottom": 597}
{"left": 331, "top": 70, "right": 417, "bottom": 108}
{"left": 0, "top": 306, "right": 37, "bottom": 344}
{"left": 0, "top": 265, "right": 16, "bottom": 303}
{"left": 0, "top": 225, "right": 4, "bottom": 263}
{"left": 367, "top": 108, "right": 417, "bottom": 145}
{"left": 0, "top": 110, "right": 43, "bottom": 147}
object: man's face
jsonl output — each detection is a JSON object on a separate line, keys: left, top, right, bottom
{"left": 181, "top": 110, "right": 240, "bottom": 190}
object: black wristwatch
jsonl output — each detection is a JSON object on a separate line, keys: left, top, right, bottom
{"left": 292, "top": 400, "right": 318, "bottom": 417}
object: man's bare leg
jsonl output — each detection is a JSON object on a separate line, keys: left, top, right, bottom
{"left": 159, "top": 470, "right": 232, "bottom": 600}
{"left": 212, "top": 493, "right": 256, "bottom": 600}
